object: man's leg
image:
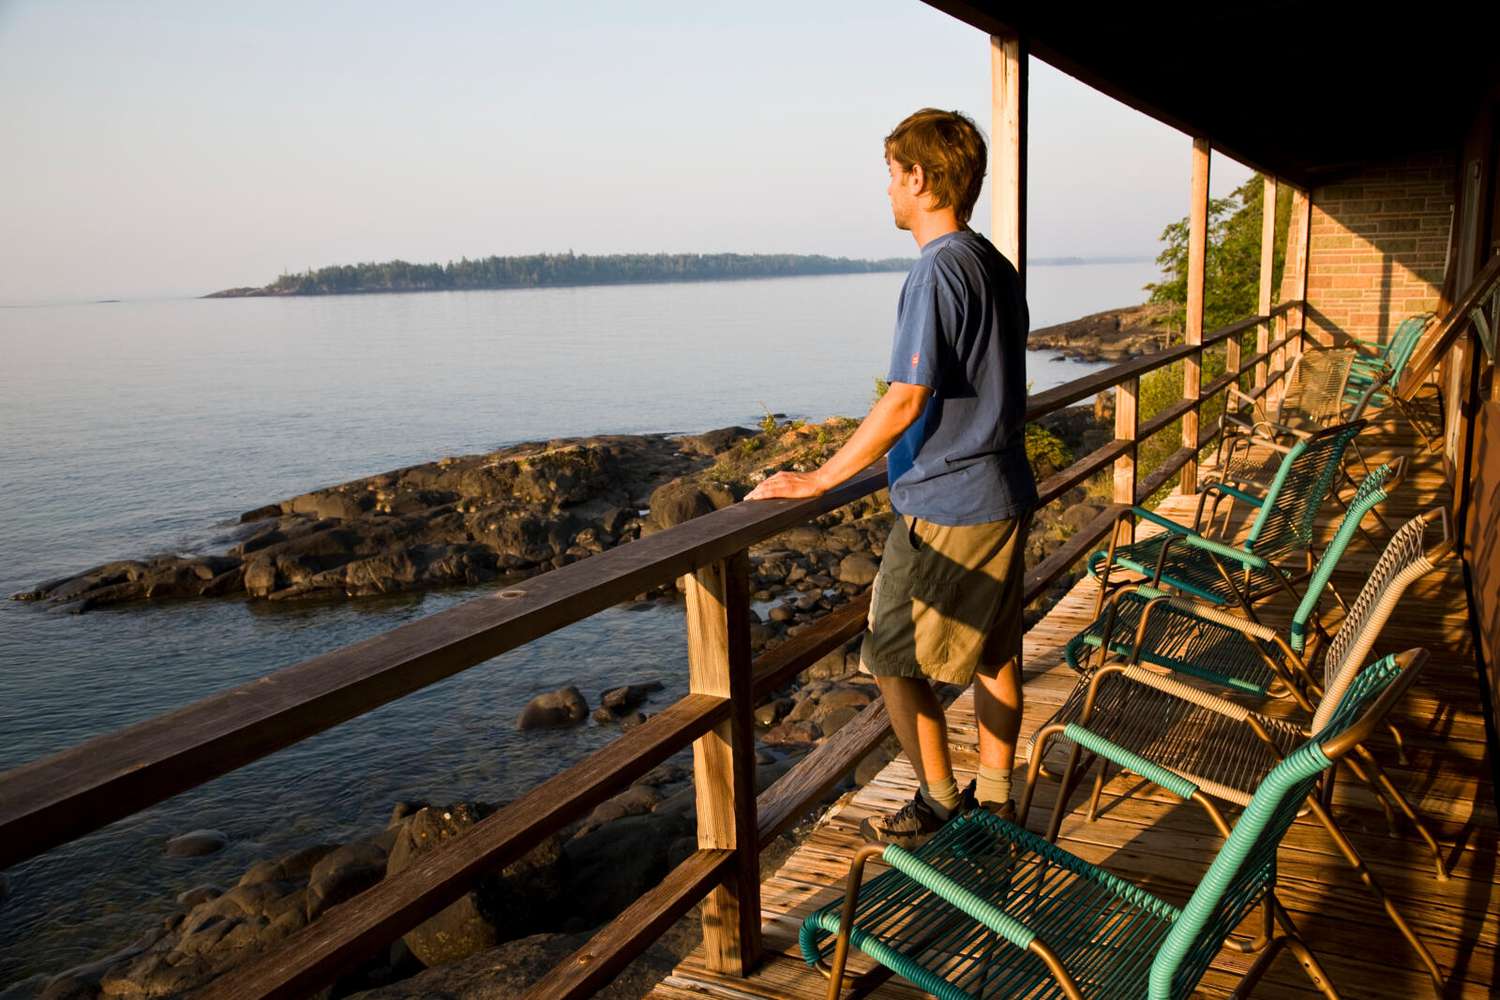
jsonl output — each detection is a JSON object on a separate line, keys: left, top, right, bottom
{"left": 876, "top": 675, "right": 961, "bottom": 815}
{"left": 973, "top": 654, "right": 1023, "bottom": 808}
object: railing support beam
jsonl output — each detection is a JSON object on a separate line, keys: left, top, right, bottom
{"left": 989, "top": 29, "right": 1026, "bottom": 288}
{"left": 1256, "top": 175, "right": 1277, "bottom": 389}
{"left": 1182, "top": 137, "right": 1211, "bottom": 494}
{"left": 1113, "top": 376, "right": 1139, "bottom": 543}
{"left": 683, "top": 551, "right": 761, "bottom": 975}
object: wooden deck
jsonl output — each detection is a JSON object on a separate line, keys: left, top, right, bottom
{"left": 649, "top": 412, "right": 1499, "bottom": 999}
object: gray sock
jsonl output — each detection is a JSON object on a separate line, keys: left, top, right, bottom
{"left": 919, "top": 774, "right": 962, "bottom": 819}
{"left": 978, "top": 764, "right": 1013, "bottom": 805}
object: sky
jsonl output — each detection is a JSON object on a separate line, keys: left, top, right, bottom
{"left": 0, "top": 0, "right": 1253, "bottom": 304}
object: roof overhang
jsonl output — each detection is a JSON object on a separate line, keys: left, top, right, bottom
{"left": 924, "top": 1, "right": 1500, "bottom": 188}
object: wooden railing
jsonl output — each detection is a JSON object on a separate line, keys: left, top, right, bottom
{"left": 0, "top": 301, "right": 1305, "bottom": 1000}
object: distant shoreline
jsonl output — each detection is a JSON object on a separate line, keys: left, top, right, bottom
{"left": 204, "top": 251, "right": 1153, "bottom": 299}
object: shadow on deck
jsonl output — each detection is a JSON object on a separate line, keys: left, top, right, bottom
{"left": 649, "top": 407, "right": 1498, "bottom": 999}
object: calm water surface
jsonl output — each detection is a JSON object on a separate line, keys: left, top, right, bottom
{"left": 0, "top": 262, "right": 1152, "bottom": 981}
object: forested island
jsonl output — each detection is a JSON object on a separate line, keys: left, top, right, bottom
{"left": 205, "top": 252, "right": 914, "bottom": 298}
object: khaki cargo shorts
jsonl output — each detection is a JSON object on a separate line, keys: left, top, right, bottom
{"left": 858, "top": 513, "right": 1028, "bottom": 686}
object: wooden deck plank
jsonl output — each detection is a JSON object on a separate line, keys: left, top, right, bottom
{"left": 649, "top": 414, "right": 1498, "bottom": 999}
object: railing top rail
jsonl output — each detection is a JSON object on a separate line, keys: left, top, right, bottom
{"left": 0, "top": 464, "right": 885, "bottom": 870}
{"left": 0, "top": 302, "right": 1299, "bottom": 871}
{"left": 1399, "top": 254, "right": 1500, "bottom": 398}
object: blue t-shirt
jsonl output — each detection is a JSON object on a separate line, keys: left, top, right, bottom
{"left": 886, "top": 229, "right": 1037, "bottom": 525}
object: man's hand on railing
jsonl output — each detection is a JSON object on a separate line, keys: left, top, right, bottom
{"left": 745, "top": 470, "right": 829, "bottom": 501}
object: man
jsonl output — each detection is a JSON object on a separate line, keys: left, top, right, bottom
{"left": 745, "top": 108, "right": 1036, "bottom": 848}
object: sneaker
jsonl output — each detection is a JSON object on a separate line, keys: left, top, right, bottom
{"left": 859, "top": 783, "right": 976, "bottom": 849}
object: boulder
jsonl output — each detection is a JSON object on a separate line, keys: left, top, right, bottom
{"left": 344, "top": 931, "right": 590, "bottom": 999}
{"left": 175, "top": 884, "right": 221, "bottom": 908}
{"left": 165, "top": 830, "right": 229, "bottom": 858}
{"left": 386, "top": 804, "right": 501, "bottom": 966}
{"left": 517, "top": 686, "right": 589, "bottom": 729}
{"left": 560, "top": 813, "right": 689, "bottom": 928}
{"left": 646, "top": 480, "right": 735, "bottom": 530}
{"left": 836, "top": 553, "right": 879, "bottom": 586}
{"left": 306, "top": 840, "right": 388, "bottom": 920}
{"left": 763, "top": 720, "right": 821, "bottom": 746}
{"left": 599, "top": 680, "right": 663, "bottom": 713}
{"left": 680, "top": 425, "right": 754, "bottom": 456}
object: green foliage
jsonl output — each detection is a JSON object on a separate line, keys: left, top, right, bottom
{"left": 759, "top": 407, "right": 778, "bottom": 435}
{"left": 739, "top": 436, "right": 764, "bottom": 456}
{"left": 1025, "top": 423, "right": 1074, "bottom": 479}
{"left": 245, "top": 252, "right": 913, "bottom": 296}
{"left": 874, "top": 378, "right": 890, "bottom": 402}
{"left": 1146, "top": 174, "right": 1293, "bottom": 333}
{"left": 816, "top": 426, "right": 831, "bottom": 446}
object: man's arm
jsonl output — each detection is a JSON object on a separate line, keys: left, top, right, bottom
{"left": 743, "top": 382, "right": 931, "bottom": 500}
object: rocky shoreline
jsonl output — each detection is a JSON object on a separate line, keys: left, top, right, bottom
{"left": 3, "top": 405, "right": 1115, "bottom": 999}
{"left": 1028, "top": 302, "right": 1175, "bottom": 362}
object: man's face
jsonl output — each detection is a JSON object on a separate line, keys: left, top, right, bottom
{"left": 886, "top": 155, "right": 920, "bottom": 231}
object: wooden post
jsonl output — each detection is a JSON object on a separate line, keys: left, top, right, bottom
{"left": 1181, "top": 137, "right": 1211, "bottom": 494}
{"left": 683, "top": 552, "right": 760, "bottom": 975}
{"left": 1114, "top": 376, "right": 1140, "bottom": 542}
{"left": 1256, "top": 176, "right": 1277, "bottom": 389}
{"left": 1292, "top": 188, "right": 1313, "bottom": 357}
{"left": 1276, "top": 187, "right": 1312, "bottom": 395}
{"left": 989, "top": 31, "right": 1026, "bottom": 289}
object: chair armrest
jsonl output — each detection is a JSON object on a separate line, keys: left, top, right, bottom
{"left": 1130, "top": 504, "right": 1267, "bottom": 568}
{"left": 1197, "top": 482, "right": 1267, "bottom": 508}
{"left": 1162, "top": 595, "right": 1279, "bottom": 641}
{"left": 1062, "top": 723, "right": 1201, "bottom": 801}
{"left": 880, "top": 844, "right": 1039, "bottom": 950}
{"left": 1119, "top": 665, "right": 1254, "bottom": 722}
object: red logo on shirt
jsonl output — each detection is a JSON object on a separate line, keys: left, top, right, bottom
{"left": 910, "top": 352, "right": 920, "bottom": 367}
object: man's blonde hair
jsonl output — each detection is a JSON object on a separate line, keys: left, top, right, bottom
{"left": 884, "top": 108, "right": 987, "bottom": 224}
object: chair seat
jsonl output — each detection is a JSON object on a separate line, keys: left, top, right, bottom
{"left": 800, "top": 811, "right": 1180, "bottom": 999}
{"left": 1088, "top": 532, "right": 1292, "bottom": 606}
{"left": 1041, "top": 673, "right": 1306, "bottom": 805}
{"left": 1065, "top": 590, "right": 1284, "bottom": 696}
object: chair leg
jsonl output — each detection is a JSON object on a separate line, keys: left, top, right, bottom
{"left": 1085, "top": 761, "right": 1111, "bottom": 822}
{"left": 823, "top": 844, "right": 886, "bottom": 1000}
{"left": 1232, "top": 897, "right": 1342, "bottom": 999}
{"left": 1353, "top": 745, "right": 1450, "bottom": 881}
{"left": 1045, "top": 745, "right": 1094, "bottom": 843}
{"left": 1305, "top": 795, "right": 1446, "bottom": 993}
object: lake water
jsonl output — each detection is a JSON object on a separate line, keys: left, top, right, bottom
{"left": 0, "top": 260, "right": 1154, "bottom": 982}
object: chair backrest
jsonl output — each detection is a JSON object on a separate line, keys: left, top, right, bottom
{"left": 1274, "top": 347, "right": 1356, "bottom": 429}
{"left": 1243, "top": 420, "right": 1365, "bottom": 559}
{"left": 1310, "top": 509, "right": 1450, "bottom": 731}
{"left": 1149, "top": 649, "right": 1424, "bottom": 999}
{"left": 1385, "top": 313, "right": 1435, "bottom": 377}
{"left": 1286, "top": 460, "right": 1402, "bottom": 652}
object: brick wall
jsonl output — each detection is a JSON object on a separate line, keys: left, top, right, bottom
{"left": 1281, "top": 151, "right": 1454, "bottom": 347}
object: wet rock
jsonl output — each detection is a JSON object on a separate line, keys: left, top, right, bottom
{"left": 517, "top": 686, "right": 588, "bottom": 729}
{"left": 306, "top": 841, "right": 387, "bottom": 920}
{"left": 175, "top": 884, "right": 221, "bottom": 908}
{"left": 165, "top": 830, "right": 228, "bottom": 858}
{"left": 600, "top": 680, "right": 663, "bottom": 713}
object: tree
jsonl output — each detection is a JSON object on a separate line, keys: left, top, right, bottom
{"left": 1146, "top": 173, "right": 1293, "bottom": 334}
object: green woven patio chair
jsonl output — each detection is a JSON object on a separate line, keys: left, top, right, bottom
{"left": 1064, "top": 460, "right": 1404, "bottom": 707}
{"left": 1089, "top": 420, "right": 1366, "bottom": 617}
{"left": 802, "top": 648, "right": 1430, "bottom": 1000}
{"left": 1343, "top": 313, "right": 1433, "bottom": 409}
{"left": 1215, "top": 345, "right": 1357, "bottom": 476}
{"left": 1341, "top": 313, "right": 1438, "bottom": 448}
{"left": 1022, "top": 510, "right": 1453, "bottom": 992}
